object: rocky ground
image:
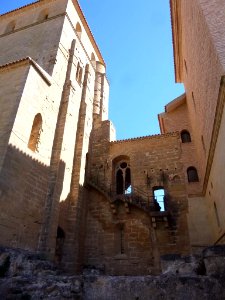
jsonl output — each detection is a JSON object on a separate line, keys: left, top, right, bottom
{"left": 0, "top": 246, "right": 225, "bottom": 299}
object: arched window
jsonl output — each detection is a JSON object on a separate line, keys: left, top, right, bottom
{"left": 115, "top": 161, "right": 131, "bottom": 195}
{"left": 38, "top": 9, "right": 49, "bottom": 22}
{"left": 28, "top": 113, "right": 42, "bottom": 152}
{"left": 76, "top": 62, "right": 83, "bottom": 85}
{"left": 187, "top": 167, "right": 199, "bottom": 182}
{"left": 153, "top": 186, "right": 165, "bottom": 211}
{"left": 181, "top": 130, "right": 191, "bottom": 143}
{"left": 5, "top": 21, "right": 16, "bottom": 34}
{"left": 75, "top": 22, "right": 82, "bottom": 38}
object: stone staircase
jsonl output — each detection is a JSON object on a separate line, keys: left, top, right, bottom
{"left": 86, "top": 179, "right": 165, "bottom": 214}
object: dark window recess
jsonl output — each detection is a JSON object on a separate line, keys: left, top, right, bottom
{"left": 187, "top": 167, "right": 199, "bottom": 182}
{"left": 181, "top": 130, "right": 191, "bottom": 143}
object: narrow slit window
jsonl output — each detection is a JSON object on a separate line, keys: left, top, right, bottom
{"left": 120, "top": 224, "right": 125, "bottom": 254}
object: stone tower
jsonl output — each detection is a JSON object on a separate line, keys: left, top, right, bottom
{"left": 0, "top": 0, "right": 109, "bottom": 272}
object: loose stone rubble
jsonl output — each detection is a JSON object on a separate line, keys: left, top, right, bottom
{"left": 0, "top": 246, "right": 225, "bottom": 299}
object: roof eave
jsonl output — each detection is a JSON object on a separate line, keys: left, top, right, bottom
{"left": 170, "top": 0, "right": 183, "bottom": 83}
{"left": 72, "top": 0, "right": 105, "bottom": 66}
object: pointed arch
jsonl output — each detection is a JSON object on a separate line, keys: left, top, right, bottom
{"left": 75, "top": 22, "right": 82, "bottom": 38}
{"left": 113, "top": 156, "right": 132, "bottom": 195}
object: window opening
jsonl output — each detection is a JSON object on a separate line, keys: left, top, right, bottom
{"left": 153, "top": 187, "right": 165, "bottom": 211}
{"left": 75, "top": 22, "right": 82, "bottom": 38}
{"left": 76, "top": 63, "right": 83, "bottom": 85}
{"left": 187, "top": 167, "right": 199, "bottom": 182}
{"left": 120, "top": 224, "right": 125, "bottom": 254}
{"left": 28, "top": 113, "right": 42, "bottom": 152}
{"left": 116, "top": 161, "right": 131, "bottom": 195}
{"left": 181, "top": 130, "right": 191, "bottom": 143}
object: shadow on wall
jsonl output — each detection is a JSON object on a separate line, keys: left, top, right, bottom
{"left": 0, "top": 144, "right": 65, "bottom": 253}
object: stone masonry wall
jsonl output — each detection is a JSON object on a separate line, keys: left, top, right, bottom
{"left": 181, "top": 0, "right": 224, "bottom": 179}
{"left": 86, "top": 125, "right": 190, "bottom": 274}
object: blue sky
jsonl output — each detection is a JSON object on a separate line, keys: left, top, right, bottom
{"left": 1, "top": 0, "right": 184, "bottom": 140}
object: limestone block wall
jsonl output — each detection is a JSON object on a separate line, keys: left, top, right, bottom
{"left": 0, "top": 0, "right": 68, "bottom": 74}
{"left": 205, "top": 104, "right": 225, "bottom": 243}
{"left": 159, "top": 98, "right": 201, "bottom": 195}
{"left": 180, "top": 0, "right": 224, "bottom": 179}
{"left": 84, "top": 190, "right": 156, "bottom": 275}
{"left": 0, "top": 62, "right": 29, "bottom": 171}
{"left": 66, "top": 0, "right": 103, "bottom": 64}
{"left": 0, "top": 61, "right": 58, "bottom": 250}
{"left": 87, "top": 128, "right": 190, "bottom": 272}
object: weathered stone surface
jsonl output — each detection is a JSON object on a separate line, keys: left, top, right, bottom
{"left": 0, "top": 247, "right": 224, "bottom": 300}
{"left": 83, "top": 275, "right": 225, "bottom": 300}
{"left": 203, "top": 245, "right": 225, "bottom": 277}
{"left": 161, "top": 254, "right": 205, "bottom": 276}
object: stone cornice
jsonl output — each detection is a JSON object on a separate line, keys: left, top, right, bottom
{"left": 203, "top": 76, "right": 225, "bottom": 194}
{"left": 111, "top": 132, "right": 180, "bottom": 144}
{"left": 0, "top": 57, "right": 52, "bottom": 86}
{"left": 71, "top": 0, "right": 105, "bottom": 66}
{"left": 170, "top": 0, "right": 183, "bottom": 83}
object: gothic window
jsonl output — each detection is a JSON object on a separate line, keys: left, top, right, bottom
{"left": 75, "top": 22, "right": 82, "bottom": 38}
{"left": 181, "top": 130, "right": 191, "bottom": 143}
{"left": 153, "top": 186, "right": 165, "bottom": 211}
{"left": 76, "top": 62, "right": 83, "bottom": 85}
{"left": 5, "top": 21, "right": 16, "bottom": 34}
{"left": 115, "top": 161, "right": 131, "bottom": 195}
{"left": 187, "top": 167, "right": 199, "bottom": 182}
{"left": 28, "top": 113, "right": 42, "bottom": 152}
